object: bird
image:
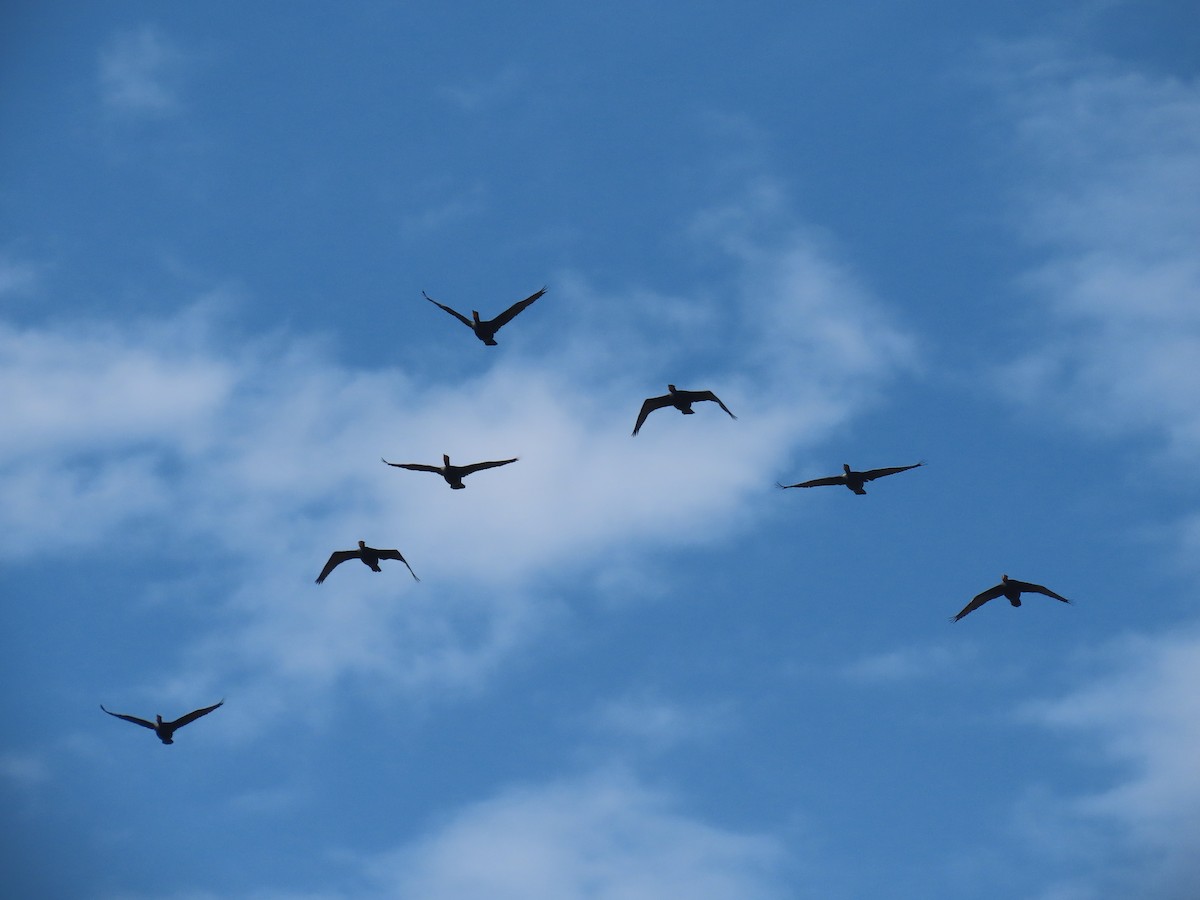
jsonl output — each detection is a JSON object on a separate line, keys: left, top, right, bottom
{"left": 631, "top": 384, "right": 737, "bottom": 436}
{"left": 381, "top": 453, "right": 518, "bottom": 489}
{"left": 100, "top": 700, "right": 224, "bottom": 744}
{"left": 776, "top": 461, "right": 924, "bottom": 495}
{"left": 423, "top": 286, "right": 547, "bottom": 346}
{"left": 951, "top": 574, "right": 1072, "bottom": 622}
{"left": 315, "top": 540, "right": 419, "bottom": 584}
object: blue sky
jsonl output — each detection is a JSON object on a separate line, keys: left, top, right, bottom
{"left": 2, "top": 2, "right": 1199, "bottom": 898}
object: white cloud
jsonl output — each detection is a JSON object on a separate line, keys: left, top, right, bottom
{"left": 1023, "top": 630, "right": 1200, "bottom": 899}
{"left": 363, "top": 771, "right": 793, "bottom": 899}
{"left": 840, "top": 642, "right": 976, "bottom": 684}
{"left": 587, "top": 692, "right": 735, "bottom": 751}
{"left": 0, "top": 189, "right": 912, "bottom": 711}
{"left": 99, "top": 25, "right": 181, "bottom": 115}
{"left": 995, "top": 50, "right": 1200, "bottom": 457}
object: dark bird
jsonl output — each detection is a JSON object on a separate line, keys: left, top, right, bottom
{"left": 951, "top": 574, "right": 1072, "bottom": 622}
{"left": 100, "top": 700, "right": 224, "bottom": 744}
{"left": 315, "top": 540, "right": 419, "bottom": 584}
{"left": 423, "top": 286, "right": 547, "bottom": 346}
{"left": 776, "top": 461, "right": 924, "bottom": 495}
{"left": 381, "top": 453, "right": 518, "bottom": 489}
{"left": 632, "top": 384, "right": 737, "bottom": 436}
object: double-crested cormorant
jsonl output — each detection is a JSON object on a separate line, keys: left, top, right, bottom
{"left": 315, "top": 540, "right": 419, "bottom": 583}
{"left": 951, "top": 574, "right": 1071, "bottom": 622}
{"left": 632, "top": 384, "right": 737, "bottom": 436}
{"left": 381, "top": 453, "right": 518, "bottom": 489}
{"left": 100, "top": 700, "right": 224, "bottom": 744}
{"left": 423, "top": 287, "right": 547, "bottom": 346}
{"left": 777, "top": 461, "right": 923, "bottom": 495}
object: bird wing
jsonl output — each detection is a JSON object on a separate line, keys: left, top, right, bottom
{"left": 459, "top": 457, "right": 519, "bottom": 475}
{"left": 423, "top": 292, "right": 474, "bottom": 328}
{"left": 375, "top": 548, "right": 420, "bottom": 581}
{"left": 631, "top": 394, "right": 674, "bottom": 435}
{"left": 688, "top": 390, "right": 737, "bottom": 420}
{"left": 951, "top": 584, "right": 1006, "bottom": 622}
{"left": 100, "top": 705, "right": 156, "bottom": 730}
{"left": 488, "top": 286, "right": 547, "bottom": 329}
{"left": 167, "top": 699, "right": 224, "bottom": 730}
{"left": 381, "top": 458, "right": 442, "bottom": 473}
{"left": 777, "top": 475, "right": 846, "bottom": 489}
{"left": 861, "top": 461, "right": 924, "bottom": 482}
{"left": 315, "top": 549, "right": 361, "bottom": 584}
{"left": 1011, "top": 580, "right": 1071, "bottom": 605}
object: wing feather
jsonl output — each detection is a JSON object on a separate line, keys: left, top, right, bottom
{"left": 631, "top": 394, "right": 674, "bottom": 435}
{"left": 167, "top": 699, "right": 224, "bottom": 730}
{"left": 423, "top": 292, "right": 474, "bottom": 328}
{"left": 1013, "top": 580, "right": 1071, "bottom": 604}
{"left": 951, "top": 584, "right": 1005, "bottom": 622}
{"left": 375, "top": 548, "right": 421, "bottom": 581}
{"left": 100, "top": 706, "right": 156, "bottom": 730}
{"left": 777, "top": 475, "right": 847, "bottom": 489}
{"left": 381, "top": 458, "right": 442, "bottom": 473}
{"left": 459, "top": 457, "right": 518, "bottom": 475}
{"left": 316, "top": 549, "right": 361, "bottom": 584}
{"left": 690, "top": 390, "right": 737, "bottom": 420}
{"left": 861, "top": 462, "right": 924, "bottom": 482}
{"left": 489, "top": 286, "right": 547, "bottom": 329}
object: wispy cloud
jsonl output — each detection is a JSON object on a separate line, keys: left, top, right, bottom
{"left": 840, "top": 643, "right": 975, "bottom": 684}
{"left": 438, "top": 65, "right": 526, "bottom": 112}
{"left": 362, "top": 770, "right": 793, "bottom": 899}
{"left": 1022, "top": 630, "right": 1200, "bottom": 899}
{"left": 99, "top": 25, "right": 181, "bottom": 116}
{"left": 1, "top": 185, "right": 913, "bottom": 715}
{"left": 993, "top": 46, "right": 1200, "bottom": 457}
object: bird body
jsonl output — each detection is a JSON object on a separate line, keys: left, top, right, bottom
{"left": 423, "top": 287, "right": 546, "bottom": 345}
{"left": 381, "top": 453, "right": 518, "bottom": 489}
{"left": 952, "top": 574, "right": 1071, "bottom": 621}
{"left": 100, "top": 700, "right": 224, "bottom": 744}
{"left": 315, "top": 540, "right": 419, "bottom": 583}
{"left": 777, "top": 461, "right": 923, "bottom": 495}
{"left": 632, "top": 384, "right": 737, "bottom": 436}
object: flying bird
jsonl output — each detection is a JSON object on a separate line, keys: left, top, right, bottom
{"left": 100, "top": 700, "right": 224, "bottom": 744}
{"left": 315, "top": 540, "right": 419, "bottom": 584}
{"left": 632, "top": 384, "right": 737, "bottom": 436}
{"left": 951, "top": 574, "right": 1072, "bottom": 622}
{"left": 777, "top": 461, "right": 924, "bottom": 495}
{"left": 423, "top": 286, "right": 547, "bottom": 346}
{"left": 381, "top": 453, "right": 518, "bottom": 489}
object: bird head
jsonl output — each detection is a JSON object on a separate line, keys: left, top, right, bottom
{"left": 442, "top": 454, "right": 451, "bottom": 466}
{"left": 1001, "top": 573, "right": 1010, "bottom": 583}
{"left": 667, "top": 384, "right": 678, "bottom": 393}
{"left": 472, "top": 311, "right": 482, "bottom": 324}
{"left": 842, "top": 463, "right": 852, "bottom": 474}
{"left": 358, "top": 540, "right": 368, "bottom": 550}
{"left": 155, "top": 714, "right": 164, "bottom": 725}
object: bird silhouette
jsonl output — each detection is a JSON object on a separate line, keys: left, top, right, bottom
{"left": 951, "top": 574, "right": 1071, "bottom": 622}
{"left": 423, "top": 286, "right": 547, "bottom": 346}
{"left": 632, "top": 384, "right": 737, "bottom": 436}
{"left": 381, "top": 453, "right": 518, "bottom": 489}
{"left": 100, "top": 700, "right": 224, "bottom": 744}
{"left": 777, "top": 462, "right": 923, "bottom": 495}
{"left": 315, "top": 540, "right": 419, "bottom": 583}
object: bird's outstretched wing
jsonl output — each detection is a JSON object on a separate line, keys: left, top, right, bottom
{"left": 687, "top": 390, "right": 737, "bottom": 420}
{"left": 460, "top": 457, "right": 519, "bottom": 475}
{"left": 422, "top": 292, "right": 474, "bottom": 328}
{"left": 316, "top": 549, "right": 361, "bottom": 584}
{"left": 1011, "top": 580, "right": 1071, "bottom": 605}
{"left": 376, "top": 548, "right": 420, "bottom": 581}
{"left": 777, "top": 475, "right": 846, "bottom": 489}
{"left": 167, "top": 700, "right": 224, "bottom": 730}
{"left": 489, "top": 286, "right": 547, "bottom": 329}
{"left": 631, "top": 394, "right": 674, "bottom": 435}
{"left": 951, "top": 584, "right": 1006, "bottom": 622}
{"left": 100, "top": 706, "right": 156, "bottom": 730}
{"left": 861, "top": 461, "right": 924, "bottom": 482}
{"left": 381, "top": 458, "right": 442, "bottom": 473}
